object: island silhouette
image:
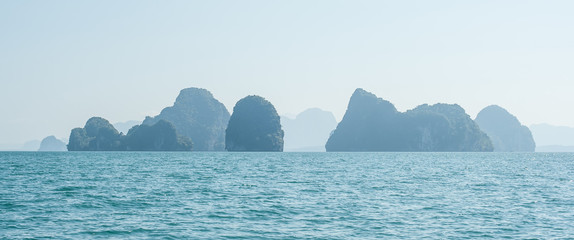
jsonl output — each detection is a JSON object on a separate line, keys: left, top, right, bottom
{"left": 66, "top": 87, "right": 536, "bottom": 152}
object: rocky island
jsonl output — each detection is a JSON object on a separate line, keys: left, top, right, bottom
{"left": 326, "top": 88, "right": 493, "bottom": 152}
{"left": 225, "top": 95, "right": 284, "bottom": 152}
{"left": 143, "top": 87, "right": 229, "bottom": 151}
{"left": 67, "top": 117, "right": 192, "bottom": 151}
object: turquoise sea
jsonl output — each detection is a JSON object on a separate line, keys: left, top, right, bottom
{"left": 1, "top": 152, "right": 573, "bottom": 239}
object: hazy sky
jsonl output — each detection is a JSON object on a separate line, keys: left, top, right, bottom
{"left": 1, "top": 0, "right": 573, "bottom": 146}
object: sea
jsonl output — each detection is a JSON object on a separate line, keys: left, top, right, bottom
{"left": 1, "top": 152, "right": 573, "bottom": 239}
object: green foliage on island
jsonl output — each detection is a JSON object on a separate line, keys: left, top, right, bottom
{"left": 68, "top": 117, "right": 123, "bottom": 151}
{"left": 143, "top": 88, "right": 230, "bottom": 151}
{"left": 406, "top": 104, "right": 493, "bottom": 151}
{"left": 225, "top": 95, "right": 284, "bottom": 152}
{"left": 325, "top": 89, "right": 406, "bottom": 151}
{"left": 475, "top": 105, "right": 535, "bottom": 152}
{"left": 67, "top": 117, "right": 192, "bottom": 151}
{"left": 325, "top": 88, "right": 493, "bottom": 152}
{"left": 125, "top": 120, "right": 192, "bottom": 151}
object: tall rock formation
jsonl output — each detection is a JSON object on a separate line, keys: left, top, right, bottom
{"left": 143, "top": 87, "right": 230, "bottom": 151}
{"left": 68, "top": 117, "right": 123, "bottom": 151}
{"left": 406, "top": 104, "right": 493, "bottom": 151}
{"left": 326, "top": 89, "right": 406, "bottom": 151}
{"left": 281, "top": 108, "right": 337, "bottom": 151}
{"left": 325, "top": 88, "right": 493, "bottom": 152}
{"left": 475, "top": 105, "right": 535, "bottom": 152}
{"left": 225, "top": 95, "right": 284, "bottom": 151}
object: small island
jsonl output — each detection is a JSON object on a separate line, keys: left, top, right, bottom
{"left": 225, "top": 95, "right": 284, "bottom": 152}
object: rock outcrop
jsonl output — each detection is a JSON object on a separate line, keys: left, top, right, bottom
{"left": 225, "top": 95, "right": 284, "bottom": 151}
{"left": 68, "top": 117, "right": 192, "bottom": 151}
{"left": 68, "top": 117, "right": 123, "bottom": 151}
{"left": 143, "top": 88, "right": 229, "bottom": 151}
{"left": 124, "top": 120, "right": 192, "bottom": 151}
{"left": 325, "top": 88, "right": 493, "bottom": 152}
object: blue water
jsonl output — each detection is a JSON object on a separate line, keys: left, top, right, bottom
{"left": 1, "top": 152, "right": 573, "bottom": 239}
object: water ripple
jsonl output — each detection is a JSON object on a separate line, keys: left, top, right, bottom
{"left": 1, "top": 152, "right": 574, "bottom": 239}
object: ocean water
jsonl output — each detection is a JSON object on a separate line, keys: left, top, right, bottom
{"left": 1, "top": 152, "right": 573, "bottom": 239}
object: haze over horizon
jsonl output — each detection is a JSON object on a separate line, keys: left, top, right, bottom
{"left": 1, "top": 1, "right": 573, "bottom": 146}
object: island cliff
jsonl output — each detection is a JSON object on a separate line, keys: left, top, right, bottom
{"left": 143, "top": 87, "right": 229, "bottom": 151}
{"left": 68, "top": 117, "right": 192, "bottom": 151}
{"left": 325, "top": 88, "right": 493, "bottom": 152}
{"left": 68, "top": 117, "right": 123, "bottom": 151}
{"left": 225, "top": 95, "right": 284, "bottom": 152}
{"left": 125, "top": 120, "right": 192, "bottom": 151}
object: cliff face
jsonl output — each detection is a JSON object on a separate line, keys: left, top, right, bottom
{"left": 407, "top": 104, "right": 493, "bottom": 152}
{"left": 475, "top": 105, "right": 535, "bottom": 152}
{"left": 225, "top": 95, "right": 284, "bottom": 152}
{"left": 325, "top": 88, "right": 493, "bottom": 152}
{"left": 325, "top": 88, "right": 407, "bottom": 151}
{"left": 143, "top": 87, "right": 229, "bottom": 151}
{"left": 125, "top": 120, "right": 192, "bottom": 151}
{"left": 68, "top": 117, "right": 123, "bottom": 151}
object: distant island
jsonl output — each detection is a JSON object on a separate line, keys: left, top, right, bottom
{"left": 281, "top": 108, "right": 337, "bottom": 152}
{"left": 326, "top": 88, "right": 493, "bottom": 152}
{"left": 475, "top": 105, "right": 535, "bottom": 152}
{"left": 60, "top": 86, "right": 546, "bottom": 152}
{"left": 226, "top": 95, "right": 284, "bottom": 152}
{"left": 68, "top": 117, "right": 192, "bottom": 151}
{"left": 143, "top": 87, "right": 230, "bottom": 151}
{"left": 38, "top": 136, "right": 67, "bottom": 151}
{"left": 529, "top": 124, "right": 574, "bottom": 152}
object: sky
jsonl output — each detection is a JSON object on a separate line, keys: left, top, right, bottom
{"left": 1, "top": 0, "right": 573, "bottom": 147}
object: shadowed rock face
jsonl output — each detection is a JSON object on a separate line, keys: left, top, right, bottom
{"left": 325, "top": 88, "right": 405, "bottom": 151}
{"left": 143, "top": 87, "right": 230, "bottom": 151}
{"left": 225, "top": 95, "right": 284, "bottom": 152}
{"left": 475, "top": 105, "right": 535, "bottom": 152}
{"left": 326, "top": 88, "right": 493, "bottom": 152}
{"left": 124, "top": 120, "right": 192, "bottom": 151}
{"left": 68, "top": 117, "right": 123, "bottom": 151}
